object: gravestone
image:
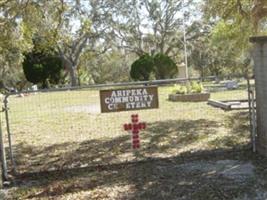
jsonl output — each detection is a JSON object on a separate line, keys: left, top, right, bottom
{"left": 250, "top": 36, "right": 267, "bottom": 156}
{"left": 225, "top": 80, "right": 239, "bottom": 90}
{"left": 32, "top": 85, "right": 38, "bottom": 91}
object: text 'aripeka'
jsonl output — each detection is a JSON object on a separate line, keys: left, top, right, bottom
{"left": 100, "top": 87, "right": 159, "bottom": 113}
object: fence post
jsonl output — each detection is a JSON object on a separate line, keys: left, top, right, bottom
{"left": 250, "top": 90, "right": 257, "bottom": 152}
{"left": 247, "top": 78, "right": 253, "bottom": 143}
{"left": 250, "top": 36, "right": 267, "bottom": 156}
{"left": 0, "top": 106, "right": 8, "bottom": 183}
{"left": 3, "top": 96, "right": 16, "bottom": 173}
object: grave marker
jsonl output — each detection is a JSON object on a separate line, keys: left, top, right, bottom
{"left": 225, "top": 81, "right": 239, "bottom": 90}
{"left": 123, "top": 114, "right": 146, "bottom": 149}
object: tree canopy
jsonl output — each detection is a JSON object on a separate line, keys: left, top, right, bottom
{"left": 1, "top": 0, "right": 267, "bottom": 90}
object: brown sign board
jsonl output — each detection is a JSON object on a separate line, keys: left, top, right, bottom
{"left": 100, "top": 86, "right": 159, "bottom": 113}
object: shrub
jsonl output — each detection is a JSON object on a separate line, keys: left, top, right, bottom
{"left": 153, "top": 53, "right": 178, "bottom": 79}
{"left": 130, "top": 54, "right": 154, "bottom": 81}
{"left": 191, "top": 81, "right": 204, "bottom": 93}
{"left": 23, "top": 51, "right": 63, "bottom": 88}
{"left": 172, "top": 81, "right": 204, "bottom": 94}
{"left": 172, "top": 84, "right": 187, "bottom": 94}
{"left": 130, "top": 53, "right": 178, "bottom": 81}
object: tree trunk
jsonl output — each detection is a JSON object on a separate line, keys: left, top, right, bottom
{"left": 201, "top": 66, "right": 204, "bottom": 82}
{"left": 63, "top": 58, "right": 78, "bottom": 87}
{"left": 42, "top": 80, "right": 47, "bottom": 89}
{"left": 69, "top": 67, "right": 78, "bottom": 87}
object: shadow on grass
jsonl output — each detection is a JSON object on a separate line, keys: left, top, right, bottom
{"left": 13, "top": 118, "right": 220, "bottom": 173}
{"left": 14, "top": 147, "right": 255, "bottom": 200}
{"left": 208, "top": 111, "right": 250, "bottom": 147}
{"left": 9, "top": 115, "right": 254, "bottom": 199}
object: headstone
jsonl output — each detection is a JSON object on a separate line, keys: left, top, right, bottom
{"left": 9, "top": 87, "right": 17, "bottom": 93}
{"left": 32, "top": 85, "right": 38, "bottom": 91}
{"left": 225, "top": 81, "right": 239, "bottom": 90}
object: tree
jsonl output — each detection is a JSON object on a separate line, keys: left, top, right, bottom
{"left": 153, "top": 53, "right": 178, "bottom": 79}
{"left": 130, "top": 54, "right": 154, "bottom": 81}
{"left": 188, "top": 27, "right": 243, "bottom": 78}
{"left": 0, "top": 0, "right": 70, "bottom": 90}
{"left": 80, "top": 50, "right": 133, "bottom": 84}
{"left": 198, "top": 0, "right": 267, "bottom": 78}
{"left": 203, "top": 0, "right": 267, "bottom": 33}
{"left": 0, "top": 0, "right": 35, "bottom": 89}
{"left": 0, "top": 0, "right": 112, "bottom": 87}
{"left": 109, "top": 0, "right": 196, "bottom": 57}
{"left": 52, "top": 1, "right": 113, "bottom": 86}
{"left": 23, "top": 51, "right": 63, "bottom": 88}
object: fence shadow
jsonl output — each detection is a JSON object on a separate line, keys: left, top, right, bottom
{"left": 13, "top": 118, "right": 221, "bottom": 173}
{"left": 9, "top": 115, "right": 253, "bottom": 199}
{"left": 15, "top": 147, "right": 254, "bottom": 200}
{"left": 208, "top": 111, "right": 250, "bottom": 147}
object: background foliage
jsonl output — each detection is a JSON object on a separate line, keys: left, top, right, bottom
{"left": 0, "top": 0, "right": 266, "bottom": 90}
{"left": 23, "top": 51, "right": 63, "bottom": 88}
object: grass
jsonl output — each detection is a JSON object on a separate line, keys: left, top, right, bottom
{"left": 1, "top": 83, "right": 261, "bottom": 199}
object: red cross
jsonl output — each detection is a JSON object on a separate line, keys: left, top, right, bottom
{"left": 123, "top": 114, "right": 146, "bottom": 149}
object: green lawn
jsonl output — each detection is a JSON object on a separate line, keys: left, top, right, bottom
{"left": 1, "top": 84, "right": 257, "bottom": 199}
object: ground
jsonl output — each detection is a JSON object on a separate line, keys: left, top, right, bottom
{"left": 1, "top": 81, "right": 266, "bottom": 200}
{"left": 5, "top": 150, "right": 267, "bottom": 200}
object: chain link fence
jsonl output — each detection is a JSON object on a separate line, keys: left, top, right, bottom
{"left": 0, "top": 78, "right": 252, "bottom": 177}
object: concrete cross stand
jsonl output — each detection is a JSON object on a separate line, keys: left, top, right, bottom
{"left": 123, "top": 114, "right": 146, "bottom": 149}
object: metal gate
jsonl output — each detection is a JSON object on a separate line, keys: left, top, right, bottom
{"left": 0, "top": 78, "right": 253, "bottom": 178}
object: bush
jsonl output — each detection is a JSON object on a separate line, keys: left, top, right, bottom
{"left": 153, "top": 53, "right": 178, "bottom": 79}
{"left": 130, "top": 54, "right": 154, "bottom": 81}
{"left": 172, "top": 81, "right": 204, "bottom": 94}
{"left": 172, "top": 84, "right": 187, "bottom": 94}
{"left": 130, "top": 53, "right": 177, "bottom": 81}
{"left": 191, "top": 81, "right": 204, "bottom": 93}
{"left": 23, "top": 51, "right": 63, "bottom": 88}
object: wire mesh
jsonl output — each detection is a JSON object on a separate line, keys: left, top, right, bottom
{"left": 1, "top": 80, "right": 251, "bottom": 174}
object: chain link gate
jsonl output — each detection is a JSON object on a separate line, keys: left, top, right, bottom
{"left": 0, "top": 78, "right": 252, "bottom": 177}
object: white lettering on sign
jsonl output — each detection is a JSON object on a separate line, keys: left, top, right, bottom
{"left": 104, "top": 88, "right": 155, "bottom": 111}
{"left": 100, "top": 87, "right": 158, "bottom": 113}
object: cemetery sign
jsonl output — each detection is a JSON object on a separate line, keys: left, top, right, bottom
{"left": 100, "top": 86, "right": 159, "bottom": 113}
